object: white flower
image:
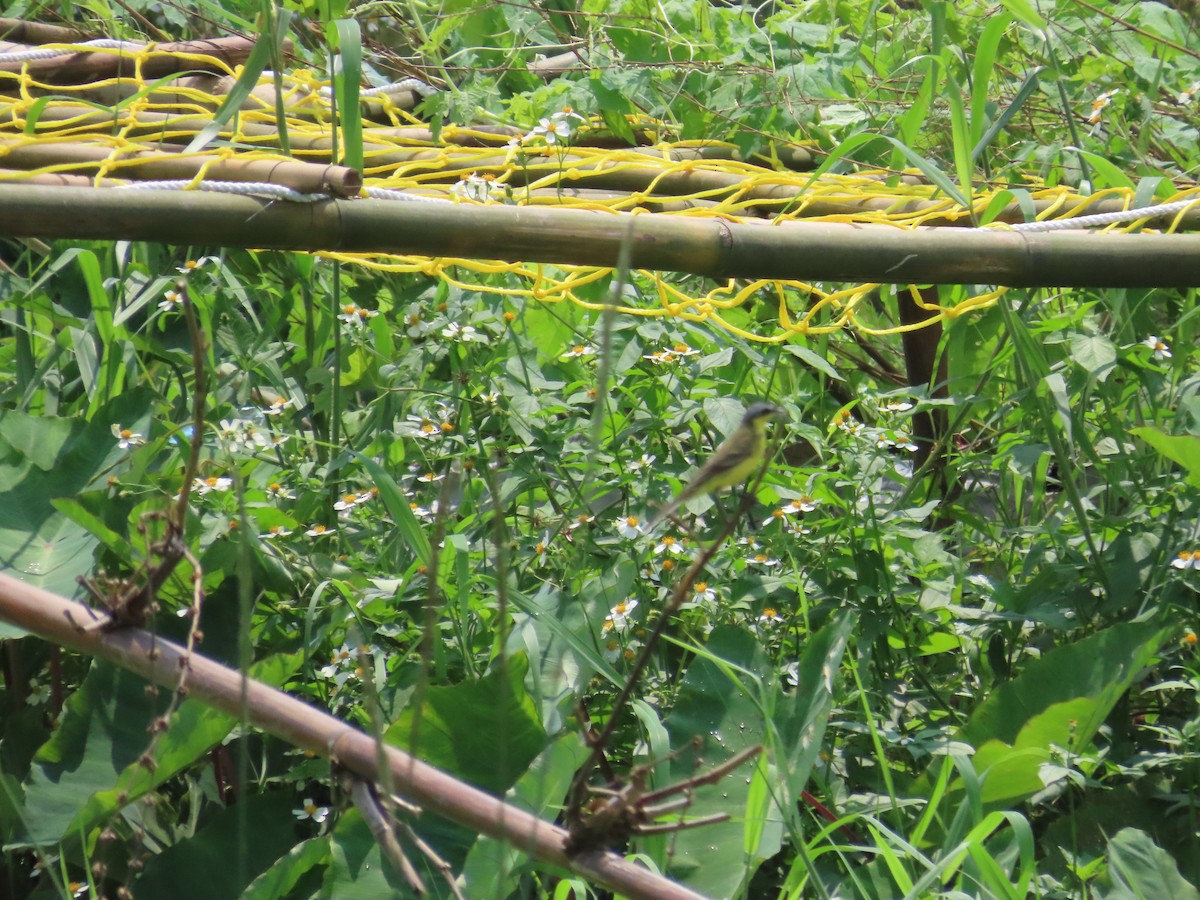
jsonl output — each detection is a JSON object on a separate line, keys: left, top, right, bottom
{"left": 176, "top": 256, "right": 219, "bottom": 275}
{"left": 561, "top": 344, "right": 596, "bottom": 360}
{"left": 629, "top": 454, "right": 656, "bottom": 472}
{"left": 442, "top": 322, "right": 488, "bottom": 343}
{"left": 615, "top": 515, "right": 645, "bottom": 539}
{"left": 193, "top": 475, "right": 233, "bottom": 495}
{"left": 643, "top": 350, "right": 676, "bottom": 365}
{"left": 1170, "top": 550, "right": 1199, "bottom": 570}
{"left": 293, "top": 798, "right": 330, "bottom": 823}
{"left": 159, "top": 289, "right": 182, "bottom": 312}
{"left": 111, "top": 424, "right": 146, "bottom": 449}
{"left": 403, "top": 415, "right": 443, "bottom": 439}
{"left": 653, "top": 535, "right": 686, "bottom": 556}
{"left": 1143, "top": 335, "right": 1172, "bottom": 361}
{"left": 337, "top": 303, "right": 378, "bottom": 329}
{"left": 603, "top": 598, "right": 639, "bottom": 632}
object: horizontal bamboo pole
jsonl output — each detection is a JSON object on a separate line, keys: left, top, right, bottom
{"left": 0, "top": 18, "right": 90, "bottom": 44}
{"left": 0, "top": 572, "right": 704, "bottom": 900}
{"left": 0, "top": 183, "right": 1197, "bottom": 287}
{"left": 0, "top": 35, "right": 286, "bottom": 83}
{"left": 0, "top": 139, "right": 361, "bottom": 196}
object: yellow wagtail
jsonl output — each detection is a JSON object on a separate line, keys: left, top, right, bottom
{"left": 647, "top": 402, "right": 785, "bottom": 530}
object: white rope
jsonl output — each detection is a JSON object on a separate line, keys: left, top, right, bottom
{"left": 315, "top": 77, "right": 439, "bottom": 99}
{"left": 113, "top": 180, "right": 328, "bottom": 202}
{"left": 110, "top": 180, "right": 453, "bottom": 204}
{"left": 0, "top": 39, "right": 145, "bottom": 63}
{"left": 364, "top": 186, "right": 451, "bottom": 204}
{"left": 1011, "top": 198, "right": 1200, "bottom": 232}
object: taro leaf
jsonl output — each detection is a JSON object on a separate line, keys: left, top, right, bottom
{"left": 461, "top": 731, "right": 590, "bottom": 896}
{"left": 1103, "top": 827, "right": 1200, "bottom": 900}
{"left": 242, "top": 837, "right": 332, "bottom": 900}
{"left": 0, "top": 408, "right": 134, "bottom": 605}
{"left": 774, "top": 614, "right": 854, "bottom": 798}
{"left": 133, "top": 792, "right": 300, "bottom": 900}
{"left": 1131, "top": 427, "right": 1200, "bottom": 488}
{"left": 20, "top": 653, "right": 300, "bottom": 846}
{"left": 958, "top": 620, "right": 1168, "bottom": 806}
{"left": 384, "top": 652, "right": 546, "bottom": 796}
{"left": 324, "top": 808, "right": 412, "bottom": 898}
{"left": 660, "top": 626, "right": 776, "bottom": 898}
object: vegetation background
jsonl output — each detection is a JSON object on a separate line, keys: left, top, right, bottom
{"left": 0, "top": 0, "right": 1198, "bottom": 897}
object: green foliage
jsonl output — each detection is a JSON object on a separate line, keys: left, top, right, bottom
{"left": 1, "top": 1, "right": 1200, "bottom": 898}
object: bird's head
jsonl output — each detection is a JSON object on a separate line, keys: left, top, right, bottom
{"left": 741, "top": 403, "right": 787, "bottom": 426}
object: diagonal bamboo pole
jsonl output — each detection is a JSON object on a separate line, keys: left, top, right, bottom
{"left": 0, "top": 183, "right": 1197, "bottom": 287}
{"left": 0, "top": 571, "right": 706, "bottom": 900}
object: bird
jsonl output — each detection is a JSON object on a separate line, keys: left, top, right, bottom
{"left": 647, "top": 402, "right": 786, "bottom": 531}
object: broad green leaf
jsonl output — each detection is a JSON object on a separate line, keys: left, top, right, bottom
{"left": 384, "top": 652, "right": 546, "bottom": 795}
{"left": 242, "top": 837, "right": 332, "bottom": 900}
{"left": 134, "top": 793, "right": 300, "bottom": 899}
{"left": 784, "top": 343, "right": 843, "bottom": 381}
{"left": 1131, "top": 428, "right": 1200, "bottom": 487}
{"left": 1105, "top": 828, "right": 1200, "bottom": 900}
{"left": 661, "top": 626, "right": 778, "bottom": 897}
{"left": 1069, "top": 333, "right": 1117, "bottom": 381}
{"left": 957, "top": 621, "right": 1169, "bottom": 805}
{"left": 461, "top": 732, "right": 590, "bottom": 897}
{"left": 21, "top": 654, "right": 301, "bottom": 846}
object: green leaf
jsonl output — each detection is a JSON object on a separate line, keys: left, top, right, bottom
{"left": 1068, "top": 333, "right": 1118, "bottom": 381}
{"left": 783, "top": 343, "right": 843, "bottom": 381}
{"left": 134, "top": 793, "right": 301, "bottom": 899}
{"left": 999, "top": 0, "right": 1046, "bottom": 29}
{"left": 329, "top": 19, "right": 364, "bottom": 172}
{"left": 384, "top": 653, "right": 546, "bottom": 795}
{"left": 661, "top": 626, "right": 779, "bottom": 897}
{"left": 461, "top": 732, "right": 590, "bottom": 896}
{"left": 957, "top": 621, "right": 1169, "bottom": 805}
{"left": 243, "top": 837, "right": 332, "bottom": 900}
{"left": 1131, "top": 428, "right": 1200, "bottom": 487}
{"left": 0, "top": 403, "right": 154, "bottom": 600}
{"left": 21, "top": 654, "right": 301, "bottom": 846}
{"left": 1105, "top": 828, "right": 1200, "bottom": 900}
{"left": 356, "top": 452, "right": 432, "bottom": 567}
{"left": 774, "top": 614, "right": 854, "bottom": 797}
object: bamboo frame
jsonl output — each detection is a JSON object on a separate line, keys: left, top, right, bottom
{"left": 8, "top": 104, "right": 1194, "bottom": 230}
{"left": 0, "top": 183, "right": 1197, "bottom": 286}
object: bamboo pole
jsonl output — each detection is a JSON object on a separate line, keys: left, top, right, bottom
{"left": 0, "top": 571, "right": 706, "bottom": 900}
{"left": 0, "top": 35, "right": 288, "bottom": 82}
{"left": 0, "top": 183, "right": 1197, "bottom": 287}
{"left": 0, "top": 18, "right": 90, "bottom": 44}
{"left": 0, "top": 139, "right": 361, "bottom": 196}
